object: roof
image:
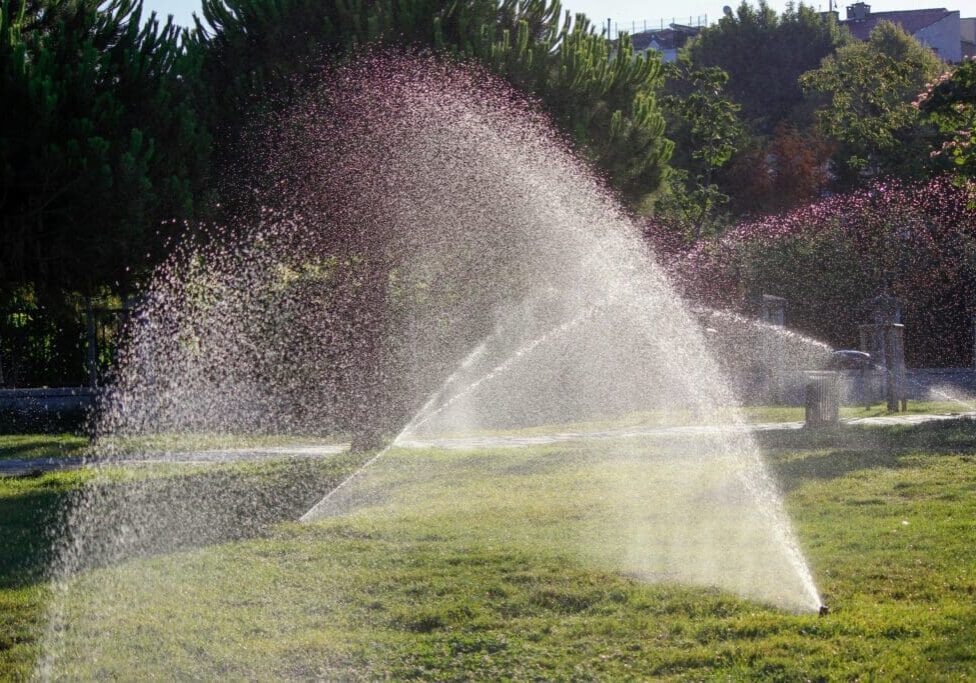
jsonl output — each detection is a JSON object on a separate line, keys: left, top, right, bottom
{"left": 841, "top": 8, "right": 956, "bottom": 40}
{"left": 630, "top": 25, "right": 701, "bottom": 52}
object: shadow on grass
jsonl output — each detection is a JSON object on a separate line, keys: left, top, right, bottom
{"left": 0, "top": 479, "right": 71, "bottom": 588}
{"left": 0, "top": 454, "right": 367, "bottom": 588}
{"left": 0, "top": 434, "right": 88, "bottom": 461}
{"left": 758, "top": 419, "right": 976, "bottom": 491}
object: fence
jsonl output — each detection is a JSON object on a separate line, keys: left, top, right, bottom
{"left": 0, "top": 303, "right": 128, "bottom": 389}
{"left": 605, "top": 15, "right": 710, "bottom": 38}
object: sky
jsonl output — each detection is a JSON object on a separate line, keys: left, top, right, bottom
{"left": 143, "top": 0, "right": 976, "bottom": 30}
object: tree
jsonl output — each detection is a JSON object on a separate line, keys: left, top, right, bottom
{"left": 918, "top": 58, "right": 976, "bottom": 183}
{"left": 717, "top": 124, "right": 832, "bottom": 215}
{"left": 685, "top": 1, "right": 847, "bottom": 134}
{"left": 657, "top": 58, "right": 745, "bottom": 240}
{"left": 0, "top": 0, "right": 211, "bottom": 300}
{"left": 800, "top": 21, "right": 944, "bottom": 186}
{"left": 183, "top": 2, "right": 674, "bottom": 447}
{"left": 188, "top": 0, "right": 671, "bottom": 208}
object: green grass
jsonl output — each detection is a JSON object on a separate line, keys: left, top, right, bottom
{"left": 0, "top": 434, "right": 88, "bottom": 461}
{"left": 3, "top": 421, "right": 976, "bottom": 679}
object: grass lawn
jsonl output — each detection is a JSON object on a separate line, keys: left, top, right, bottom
{"left": 2, "top": 420, "right": 976, "bottom": 679}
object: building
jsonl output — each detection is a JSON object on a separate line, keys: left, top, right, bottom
{"left": 630, "top": 24, "right": 702, "bottom": 62}
{"left": 962, "top": 16, "right": 976, "bottom": 58}
{"left": 839, "top": 2, "right": 962, "bottom": 62}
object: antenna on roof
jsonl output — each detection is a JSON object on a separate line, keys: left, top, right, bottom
{"left": 723, "top": 6, "right": 733, "bottom": 18}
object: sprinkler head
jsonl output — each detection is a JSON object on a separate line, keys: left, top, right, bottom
{"left": 818, "top": 605, "right": 830, "bottom": 617}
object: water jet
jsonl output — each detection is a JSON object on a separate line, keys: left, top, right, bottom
{"left": 40, "top": 55, "right": 823, "bottom": 677}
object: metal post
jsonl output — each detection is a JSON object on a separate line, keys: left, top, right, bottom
{"left": 884, "top": 324, "right": 897, "bottom": 412}
{"left": 862, "top": 294, "right": 905, "bottom": 411}
{"left": 86, "top": 297, "right": 98, "bottom": 389}
{"left": 882, "top": 323, "right": 906, "bottom": 412}
{"left": 972, "top": 314, "right": 976, "bottom": 370}
{"left": 891, "top": 323, "right": 907, "bottom": 411}
{"left": 859, "top": 324, "right": 875, "bottom": 406}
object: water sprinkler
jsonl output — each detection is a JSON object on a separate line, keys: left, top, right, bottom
{"left": 819, "top": 605, "right": 830, "bottom": 617}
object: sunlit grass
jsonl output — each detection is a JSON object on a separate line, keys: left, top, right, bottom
{"left": 2, "top": 420, "right": 975, "bottom": 679}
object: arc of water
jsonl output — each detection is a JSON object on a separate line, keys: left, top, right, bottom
{"left": 300, "top": 299, "right": 608, "bottom": 522}
{"left": 299, "top": 339, "right": 490, "bottom": 522}
{"left": 901, "top": 375, "right": 976, "bottom": 412}
{"left": 401, "top": 301, "right": 607, "bottom": 438}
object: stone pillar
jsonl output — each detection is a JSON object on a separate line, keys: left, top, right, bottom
{"left": 759, "top": 294, "right": 787, "bottom": 326}
{"left": 860, "top": 295, "right": 905, "bottom": 411}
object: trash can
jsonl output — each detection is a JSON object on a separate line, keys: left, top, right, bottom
{"left": 805, "top": 372, "right": 839, "bottom": 427}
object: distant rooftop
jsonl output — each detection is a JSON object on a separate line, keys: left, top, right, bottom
{"left": 630, "top": 24, "right": 702, "bottom": 52}
{"left": 840, "top": 3, "right": 958, "bottom": 40}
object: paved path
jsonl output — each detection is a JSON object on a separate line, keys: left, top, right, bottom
{"left": 0, "top": 445, "right": 347, "bottom": 477}
{"left": 3, "top": 411, "right": 973, "bottom": 476}
{"left": 399, "top": 411, "right": 976, "bottom": 450}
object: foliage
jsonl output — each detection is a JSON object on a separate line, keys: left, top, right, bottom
{"left": 686, "top": 1, "right": 847, "bottom": 135}
{"left": 718, "top": 124, "right": 833, "bottom": 215}
{"left": 657, "top": 58, "right": 745, "bottom": 240}
{"left": 918, "top": 58, "right": 976, "bottom": 182}
{"left": 0, "top": 0, "right": 211, "bottom": 299}
{"left": 800, "top": 21, "right": 944, "bottom": 186}
{"left": 671, "top": 178, "right": 976, "bottom": 366}
{"left": 189, "top": 0, "right": 671, "bottom": 206}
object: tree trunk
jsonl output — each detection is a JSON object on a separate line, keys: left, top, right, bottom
{"left": 338, "top": 255, "right": 397, "bottom": 453}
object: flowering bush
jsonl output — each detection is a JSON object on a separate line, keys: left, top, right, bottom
{"left": 652, "top": 177, "right": 976, "bottom": 366}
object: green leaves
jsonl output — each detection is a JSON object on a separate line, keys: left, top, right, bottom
{"left": 918, "top": 59, "right": 976, "bottom": 183}
{"left": 799, "top": 21, "right": 944, "bottom": 186}
{"left": 687, "top": 1, "right": 847, "bottom": 135}
{"left": 0, "top": 0, "right": 211, "bottom": 299}
{"left": 189, "top": 0, "right": 670, "bottom": 207}
{"left": 657, "top": 59, "right": 744, "bottom": 240}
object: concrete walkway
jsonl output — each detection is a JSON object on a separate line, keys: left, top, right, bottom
{"left": 2, "top": 411, "right": 973, "bottom": 477}
{"left": 0, "top": 445, "right": 347, "bottom": 477}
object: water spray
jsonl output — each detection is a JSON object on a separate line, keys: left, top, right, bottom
{"left": 300, "top": 298, "right": 608, "bottom": 522}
